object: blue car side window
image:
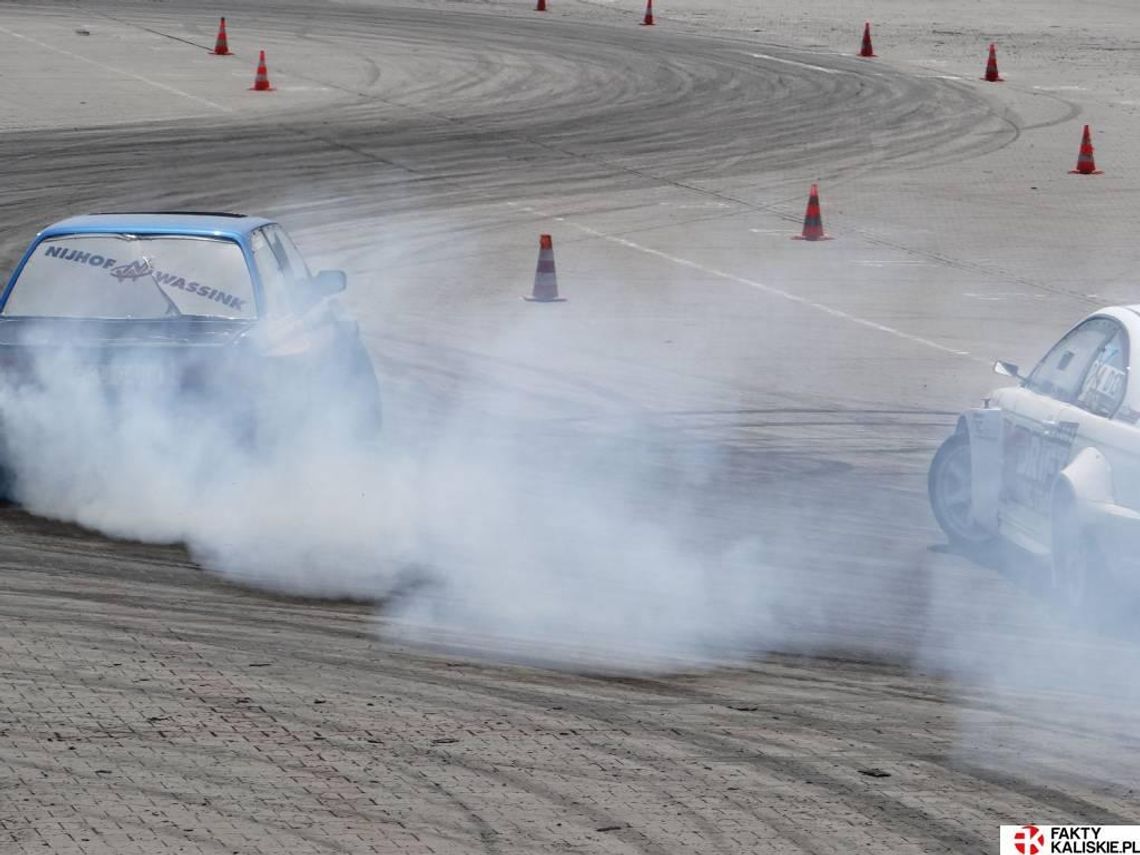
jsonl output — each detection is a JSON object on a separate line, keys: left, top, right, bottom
{"left": 251, "top": 228, "right": 293, "bottom": 317}
{"left": 251, "top": 226, "right": 313, "bottom": 318}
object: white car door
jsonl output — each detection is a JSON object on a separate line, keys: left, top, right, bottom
{"left": 998, "top": 318, "right": 1117, "bottom": 550}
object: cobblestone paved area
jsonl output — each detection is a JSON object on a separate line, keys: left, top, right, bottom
{"left": 5, "top": 0, "right": 1140, "bottom": 851}
{"left": 3, "top": 512, "right": 1137, "bottom": 853}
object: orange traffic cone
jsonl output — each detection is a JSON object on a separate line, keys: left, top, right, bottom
{"left": 524, "top": 235, "right": 566, "bottom": 302}
{"left": 1069, "top": 124, "right": 1103, "bottom": 175}
{"left": 642, "top": 0, "right": 654, "bottom": 26}
{"left": 792, "top": 184, "right": 831, "bottom": 241}
{"left": 211, "top": 17, "right": 230, "bottom": 55}
{"left": 859, "top": 22, "right": 875, "bottom": 58}
{"left": 536, "top": 0, "right": 546, "bottom": 11}
{"left": 250, "top": 50, "right": 273, "bottom": 91}
{"left": 983, "top": 43, "right": 1002, "bottom": 82}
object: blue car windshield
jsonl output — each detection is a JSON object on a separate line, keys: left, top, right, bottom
{"left": 3, "top": 234, "right": 257, "bottom": 320}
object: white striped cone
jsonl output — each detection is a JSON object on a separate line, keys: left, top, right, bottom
{"left": 524, "top": 234, "right": 565, "bottom": 302}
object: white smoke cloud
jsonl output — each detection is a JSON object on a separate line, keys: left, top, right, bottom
{"left": 0, "top": 305, "right": 774, "bottom": 670}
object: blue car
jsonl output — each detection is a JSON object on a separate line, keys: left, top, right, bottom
{"left": 0, "top": 212, "right": 382, "bottom": 450}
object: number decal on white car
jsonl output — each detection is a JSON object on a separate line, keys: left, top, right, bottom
{"left": 1003, "top": 421, "right": 1079, "bottom": 513}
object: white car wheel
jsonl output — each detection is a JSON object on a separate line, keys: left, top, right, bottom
{"left": 928, "top": 432, "right": 994, "bottom": 547}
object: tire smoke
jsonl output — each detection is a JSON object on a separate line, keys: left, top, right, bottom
{"left": 0, "top": 317, "right": 772, "bottom": 669}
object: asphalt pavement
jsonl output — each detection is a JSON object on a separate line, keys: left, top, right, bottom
{"left": 2, "top": 1, "right": 1139, "bottom": 851}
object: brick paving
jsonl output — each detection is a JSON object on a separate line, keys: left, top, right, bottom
{"left": 2, "top": 511, "right": 1137, "bottom": 853}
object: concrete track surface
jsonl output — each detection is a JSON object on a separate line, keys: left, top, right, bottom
{"left": 3, "top": 0, "right": 1140, "bottom": 852}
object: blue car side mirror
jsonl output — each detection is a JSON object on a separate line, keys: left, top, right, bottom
{"left": 312, "top": 269, "right": 346, "bottom": 296}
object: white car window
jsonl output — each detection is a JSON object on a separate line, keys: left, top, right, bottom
{"left": 4, "top": 234, "right": 255, "bottom": 320}
{"left": 1026, "top": 318, "right": 1115, "bottom": 404}
{"left": 1076, "top": 324, "right": 1128, "bottom": 418}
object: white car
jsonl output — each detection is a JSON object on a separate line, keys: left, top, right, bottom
{"left": 929, "top": 306, "right": 1140, "bottom": 605}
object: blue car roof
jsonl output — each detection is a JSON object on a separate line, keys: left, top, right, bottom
{"left": 39, "top": 213, "right": 275, "bottom": 240}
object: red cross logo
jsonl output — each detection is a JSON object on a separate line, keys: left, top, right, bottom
{"left": 1015, "top": 825, "right": 1045, "bottom": 855}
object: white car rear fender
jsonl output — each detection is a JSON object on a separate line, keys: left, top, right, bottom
{"left": 1056, "top": 447, "right": 1140, "bottom": 535}
{"left": 1058, "top": 446, "right": 1114, "bottom": 510}
{"left": 1056, "top": 449, "right": 1140, "bottom": 580}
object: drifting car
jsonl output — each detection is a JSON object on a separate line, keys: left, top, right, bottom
{"left": 0, "top": 212, "right": 382, "bottom": 453}
{"left": 929, "top": 307, "right": 1140, "bottom": 605}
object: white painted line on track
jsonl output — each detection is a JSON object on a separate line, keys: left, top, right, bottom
{"left": 0, "top": 24, "right": 233, "bottom": 113}
{"left": 965, "top": 291, "right": 1050, "bottom": 302}
{"left": 746, "top": 52, "right": 845, "bottom": 75}
{"left": 513, "top": 204, "right": 979, "bottom": 361}
{"left": 658, "top": 201, "right": 731, "bottom": 209}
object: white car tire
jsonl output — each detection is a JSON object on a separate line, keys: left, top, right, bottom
{"left": 928, "top": 432, "right": 996, "bottom": 548}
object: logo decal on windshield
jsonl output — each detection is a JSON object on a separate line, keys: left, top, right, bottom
{"left": 43, "top": 243, "right": 248, "bottom": 313}
{"left": 110, "top": 259, "right": 155, "bottom": 282}
{"left": 43, "top": 244, "right": 117, "bottom": 269}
